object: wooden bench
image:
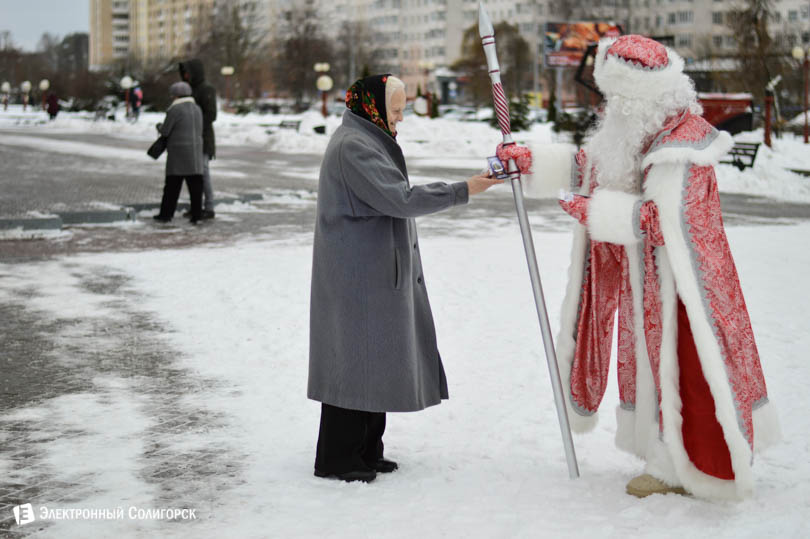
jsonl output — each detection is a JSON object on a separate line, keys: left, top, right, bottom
{"left": 720, "top": 142, "right": 761, "bottom": 170}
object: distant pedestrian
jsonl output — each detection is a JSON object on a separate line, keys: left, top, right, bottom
{"left": 46, "top": 92, "right": 60, "bottom": 120}
{"left": 179, "top": 59, "right": 217, "bottom": 220}
{"left": 153, "top": 82, "right": 205, "bottom": 224}
{"left": 132, "top": 86, "right": 143, "bottom": 120}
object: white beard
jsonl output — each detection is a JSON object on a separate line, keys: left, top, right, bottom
{"left": 585, "top": 96, "right": 668, "bottom": 194}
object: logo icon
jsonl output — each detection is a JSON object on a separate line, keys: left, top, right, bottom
{"left": 13, "top": 504, "right": 35, "bottom": 526}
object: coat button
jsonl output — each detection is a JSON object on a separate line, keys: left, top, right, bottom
{"left": 413, "top": 243, "right": 417, "bottom": 250}
{"left": 417, "top": 276, "right": 423, "bottom": 284}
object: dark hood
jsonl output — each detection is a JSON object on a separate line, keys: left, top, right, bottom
{"left": 179, "top": 59, "right": 206, "bottom": 87}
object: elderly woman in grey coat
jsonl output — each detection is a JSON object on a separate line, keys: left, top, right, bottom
{"left": 153, "top": 81, "right": 205, "bottom": 224}
{"left": 309, "top": 74, "right": 502, "bottom": 483}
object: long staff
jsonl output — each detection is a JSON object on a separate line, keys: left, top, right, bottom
{"left": 478, "top": 2, "right": 579, "bottom": 479}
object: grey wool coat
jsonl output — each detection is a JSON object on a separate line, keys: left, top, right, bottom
{"left": 308, "top": 110, "right": 470, "bottom": 413}
{"left": 159, "top": 97, "right": 204, "bottom": 177}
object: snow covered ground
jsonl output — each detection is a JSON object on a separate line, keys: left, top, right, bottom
{"left": 1, "top": 216, "right": 807, "bottom": 537}
{"left": 2, "top": 105, "right": 809, "bottom": 204}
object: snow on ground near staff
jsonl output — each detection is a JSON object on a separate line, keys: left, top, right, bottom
{"left": 0, "top": 220, "right": 806, "bottom": 537}
{"left": 2, "top": 104, "right": 810, "bottom": 203}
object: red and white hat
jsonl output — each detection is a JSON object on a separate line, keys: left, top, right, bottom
{"left": 593, "top": 35, "right": 685, "bottom": 99}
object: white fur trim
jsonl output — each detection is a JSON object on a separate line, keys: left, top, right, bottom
{"left": 614, "top": 245, "right": 658, "bottom": 459}
{"left": 586, "top": 189, "right": 642, "bottom": 246}
{"left": 168, "top": 96, "right": 196, "bottom": 108}
{"left": 643, "top": 433, "right": 683, "bottom": 487}
{"left": 752, "top": 401, "right": 782, "bottom": 454}
{"left": 646, "top": 162, "right": 754, "bottom": 500}
{"left": 555, "top": 222, "right": 599, "bottom": 434}
{"left": 594, "top": 38, "right": 686, "bottom": 101}
{"left": 642, "top": 130, "right": 734, "bottom": 169}
{"left": 614, "top": 405, "right": 637, "bottom": 455}
{"left": 522, "top": 143, "right": 576, "bottom": 198}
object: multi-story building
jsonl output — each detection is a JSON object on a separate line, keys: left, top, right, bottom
{"left": 90, "top": 0, "right": 233, "bottom": 70}
{"left": 91, "top": 0, "right": 810, "bottom": 95}
{"left": 89, "top": 0, "right": 132, "bottom": 70}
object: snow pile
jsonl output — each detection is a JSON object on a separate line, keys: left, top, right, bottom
{"left": 715, "top": 130, "right": 810, "bottom": 202}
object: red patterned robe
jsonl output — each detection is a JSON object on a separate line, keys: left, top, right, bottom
{"left": 531, "top": 111, "right": 780, "bottom": 499}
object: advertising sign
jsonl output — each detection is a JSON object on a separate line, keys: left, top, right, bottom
{"left": 544, "top": 22, "right": 622, "bottom": 67}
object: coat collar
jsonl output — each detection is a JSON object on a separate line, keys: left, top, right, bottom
{"left": 342, "top": 109, "right": 406, "bottom": 173}
{"left": 169, "top": 96, "right": 196, "bottom": 109}
{"left": 343, "top": 110, "right": 401, "bottom": 153}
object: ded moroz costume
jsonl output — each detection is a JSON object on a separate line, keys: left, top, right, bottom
{"left": 524, "top": 35, "right": 780, "bottom": 500}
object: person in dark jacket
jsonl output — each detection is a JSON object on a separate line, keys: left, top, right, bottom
{"left": 308, "top": 74, "right": 502, "bottom": 483}
{"left": 179, "top": 59, "right": 217, "bottom": 219}
{"left": 153, "top": 82, "right": 205, "bottom": 224}
{"left": 46, "top": 92, "right": 60, "bottom": 120}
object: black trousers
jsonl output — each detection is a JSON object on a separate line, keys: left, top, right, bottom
{"left": 158, "top": 174, "right": 203, "bottom": 221}
{"left": 314, "top": 403, "right": 386, "bottom": 474}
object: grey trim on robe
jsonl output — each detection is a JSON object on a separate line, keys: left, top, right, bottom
{"left": 159, "top": 97, "right": 204, "bottom": 177}
{"left": 308, "top": 110, "right": 470, "bottom": 413}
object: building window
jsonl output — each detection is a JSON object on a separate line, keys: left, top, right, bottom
{"left": 668, "top": 13, "right": 676, "bottom": 25}
{"left": 789, "top": 10, "right": 798, "bottom": 22}
{"left": 677, "top": 34, "right": 692, "bottom": 48}
{"left": 712, "top": 12, "right": 723, "bottom": 25}
{"left": 713, "top": 35, "right": 722, "bottom": 48}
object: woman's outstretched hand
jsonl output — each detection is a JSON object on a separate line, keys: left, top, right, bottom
{"left": 467, "top": 172, "right": 504, "bottom": 195}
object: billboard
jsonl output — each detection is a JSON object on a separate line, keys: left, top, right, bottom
{"left": 544, "top": 22, "right": 622, "bottom": 67}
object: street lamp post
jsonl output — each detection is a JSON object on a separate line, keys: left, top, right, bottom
{"left": 221, "top": 66, "right": 234, "bottom": 107}
{"left": 314, "top": 63, "right": 332, "bottom": 118}
{"left": 120, "top": 75, "right": 133, "bottom": 117}
{"left": 792, "top": 46, "right": 809, "bottom": 144}
{"left": 1, "top": 81, "right": 9, "bottom": 111}
{"left": 418, "top": 60, "right": 435, "bottom": 117}
{"left": 20, "top": 80, "right": 31, "bottom": 111}
{"left": 39, "top": 79, "right": 50, "bottom": 111}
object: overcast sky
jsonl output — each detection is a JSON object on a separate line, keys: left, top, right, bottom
{"left": 0, "top": 0, "right": 89, "bottom": 51}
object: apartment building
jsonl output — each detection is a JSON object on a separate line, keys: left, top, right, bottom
{"left": 91, "top": 0, "right": 810, "bottom": 93}
{"left": 90, "top": 0, "right": 246, "bottom": 70}
{"left": 89, "top": 0, "right": 132, "bottom": 70}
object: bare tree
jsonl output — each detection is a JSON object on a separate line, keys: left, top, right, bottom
{"left": 452, "top": 22, "right": 530, "bottom": 107}
{"left": 190, "top": 0, "right": 265, "bottom": 99}
{"left": 330, "top": 21, "right": 381, "bottom": 90}
{"left": 726, "top": 0, "right": 787, "bottom": 102}
{"left": 272, "top": 8, "right": 333, "bottom": 105}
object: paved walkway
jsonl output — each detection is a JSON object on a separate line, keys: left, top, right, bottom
{"left": 0, "top": 263, "right": 246, "bottom": 536}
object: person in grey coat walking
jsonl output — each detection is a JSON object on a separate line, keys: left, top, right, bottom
{"left": 308, "top": 74, "right": 502, "bottom": 483}
{"left": 154, "top": 82, "right": 205, "bottom": 224}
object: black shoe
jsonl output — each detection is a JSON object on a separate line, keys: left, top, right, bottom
{"left": 314, "top": 468, "right": 377, "bottom": 483}
{"left": 182, "top": 210, "right": 191, "bottom": 218}
{"left": 152, "top": 215, "right": 171, "bottom": 223}
{"left": 201, "top": 209, "right": 215, "bottom": 220}
{"left": 367, "top": 459, "right": 398, "bottom": 473}
{"left": 189, "top": 218, "right": 200, "bottom": 226}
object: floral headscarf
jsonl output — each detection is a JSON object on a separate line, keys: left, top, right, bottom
{"left": 345, "top": 74, "right": 394, "bottom": 138}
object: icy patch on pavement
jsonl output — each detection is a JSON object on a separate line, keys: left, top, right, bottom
{"left": 0, "top": 228, "right": 70, "bottom": 241}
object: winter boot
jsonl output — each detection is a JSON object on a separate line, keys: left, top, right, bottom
{"left": 314, "top": 468, "right": 376, "bottom": 483}
{"left": 626, "top": 474, "right": 688, "bottom": 498}
{"left": 367, "top": 459, "right": 398, "bottom": 473}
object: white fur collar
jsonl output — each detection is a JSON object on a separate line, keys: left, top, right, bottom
{"left": 169, "top": 96, "right": 196, "bottom": 108}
